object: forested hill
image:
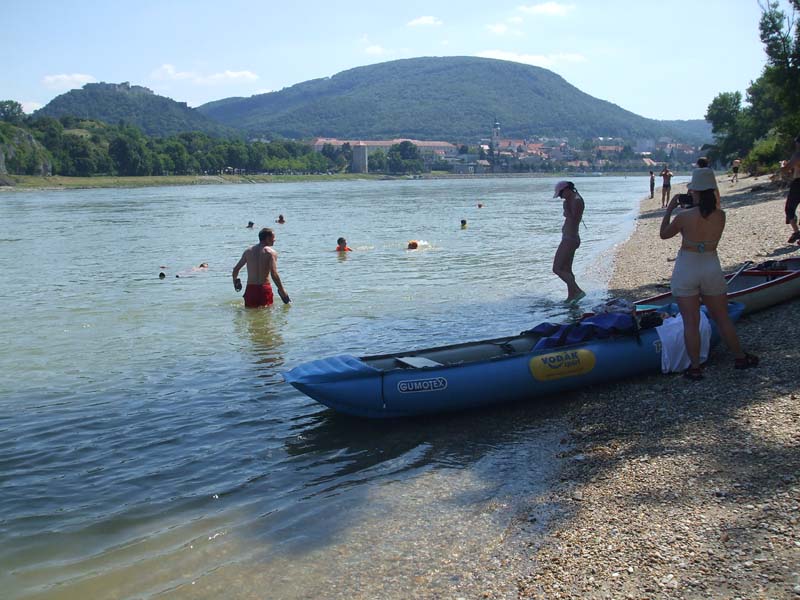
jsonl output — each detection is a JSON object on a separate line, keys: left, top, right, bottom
{"left": 198, "top": 57, "right": 712, "bottom": 143}
{"left": 35, "top": 82, "right": 234, "bottom": 138}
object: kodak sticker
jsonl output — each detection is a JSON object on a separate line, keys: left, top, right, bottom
{"left": 529, "top": 349, "right": 596, "bottom": 381}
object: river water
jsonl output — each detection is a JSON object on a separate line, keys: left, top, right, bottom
{"left": 0, "top": 176, "right": 684, "bottom": 598}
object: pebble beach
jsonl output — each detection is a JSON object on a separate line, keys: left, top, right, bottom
{"left": 459, "top": 175, "right": 800, "bottom": 599}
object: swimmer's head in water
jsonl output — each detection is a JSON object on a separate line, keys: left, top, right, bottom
{"left": 407, "top": 240, "right": 419, "bottom": 249}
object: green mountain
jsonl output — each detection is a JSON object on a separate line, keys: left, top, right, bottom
{"left": 35, "top": 82, "right": 235, "bottom": 138}
{"left": 197, "top": 56, "right": 712, "bottom": 143}
{"left": 659, "top": 119, "right": 713, "bottom": 144}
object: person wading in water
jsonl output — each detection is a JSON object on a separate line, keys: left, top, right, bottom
{"left": 232, "top": 228, "right": 291, "bottom": 307}
{"left": 551, "top": 180, "right": 586, "bottom": 304}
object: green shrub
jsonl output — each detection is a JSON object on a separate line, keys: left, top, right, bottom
{"left": 743, "top": 133, "right": 783, "bottom": 175}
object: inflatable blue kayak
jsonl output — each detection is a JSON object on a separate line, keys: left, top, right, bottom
{"left": 284, "top": 303, "right": 744, "bottom": 418}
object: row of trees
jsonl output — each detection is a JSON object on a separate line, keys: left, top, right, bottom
{"left": 0, "top": 109, "right": 336, "bottom": 176}
{"left": 704, "top": 1, "right": 800, "bottom": 173}
{"left": 0, "top": 106, "right": 433, "bottom": 177}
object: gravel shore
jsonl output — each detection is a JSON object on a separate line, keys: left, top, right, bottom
{"left": 505, "top": 175, "right": 800, "bottom": 599}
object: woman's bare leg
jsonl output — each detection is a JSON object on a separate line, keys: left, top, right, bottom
{"left": 676, "top": 295, "right": 702, "bottom": 369}
{"left": 553, "top": 240, "right": 583, "bottom": 300}
{"left": 701, "top": 294, "right": 745, "bottom": 359}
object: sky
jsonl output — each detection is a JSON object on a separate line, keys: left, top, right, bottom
{"left": 1, "top": 0, "right": 793, "bottom": 122}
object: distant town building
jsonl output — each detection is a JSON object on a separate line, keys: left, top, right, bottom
{"left": 491, "top": 119, "right": 501, "bottom": 152}
{"left": 452, "top": 163, "right": 475, "bottom": 175}
{"left": 312, "top": 137, "right": 457, "bottom": 157}
{"left": 351, "top": 143, "right": 368, "bottom": 173}
{"left": 595, "top": 145, "right": 624, "bottom": 154}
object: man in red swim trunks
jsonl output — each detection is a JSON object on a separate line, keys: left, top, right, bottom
{"left": 232, "top": 228, "right": 291, "bottom": 307}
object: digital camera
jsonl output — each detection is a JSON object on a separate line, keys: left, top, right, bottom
{"left": 677, "top": 193, "right": 694, "bottom": 208}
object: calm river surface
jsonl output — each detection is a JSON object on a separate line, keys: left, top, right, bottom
{"left": 0, "top": 176, "right": 685, "bottom": 598}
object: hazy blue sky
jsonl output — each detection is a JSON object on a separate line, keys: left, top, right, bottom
{"left": 2, "top": 1, "right": 792, "bottom": 121}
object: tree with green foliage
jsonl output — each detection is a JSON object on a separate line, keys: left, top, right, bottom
{"left": 706, "top": 1, "right": 800, "bottom": 170}
{"left": 0, "top": 100, "right": 25, "bottom": 124}
{"left": 369, "top": 149, "right": 387, "bottom": 172}
{"left": 387, "top": 141, "right": 423, "bottom": 174}
{"left": 705, "top": 91, "right": 749, "bottom": 161}
{"left": 109, "top": 133, "right": 151, "bottom": 176}
{"left": 3, "top": 112, "right": 372, "bottom": 177}
{"left": 30, "top": 116, "right": 64, "bottom": 148}
{"left": 60, "top": 134, "right": 97, "bottom": 176}
{"left": 162, "top": 140, "right": 192, "bottom": 174}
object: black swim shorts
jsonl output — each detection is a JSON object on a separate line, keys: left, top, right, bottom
{"left": 786, "top": 178, "right": 800, "bottom": 224}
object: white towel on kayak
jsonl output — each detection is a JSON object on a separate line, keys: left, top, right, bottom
{"left": 656, "top": 312, "right": 711, "bottom": 373}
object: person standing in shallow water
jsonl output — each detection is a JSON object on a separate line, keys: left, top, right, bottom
{"left": 551, "top": 180, "right": 585, "bottom": 304}
{"left": 649, "top": 170, "right": 655, "bottom": 199}
{"left": 660, "top": 165, "right": 673, "bottom": 208}
{"left": 232, "top": 228, "right": 291, "bottom": 307}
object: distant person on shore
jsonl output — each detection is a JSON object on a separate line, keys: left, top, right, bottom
{"left": 276, "top": 214, "right": 285, "bottom": 224}
{"left": 660, "top": 165, "right": 673, "bottom": 208}
{"left": 247, "top": 221, "right": 254, "bottom": 229}
{"left": 461, "top": 219, "right": 467, "bottom": 229}
{"left": 659, "top": 188, "right": 758, "bottom": 380}
{"left": 731, "top": 158, "right": 741, "bottom": 183}
{"left": 689, "top": 157, "right": 720, "bottom": 209}
{"left": 649, "top": 170, "right": 655, "bottom": 199}
{"left": 781, "top": 135, "right": 800, "bottom": 244}
{"left": 232, "top": 227, "right": 291, "bottom": 307}
{"left": 552, "top": 180, "right": 585, "bottom": 304}
{"left": 335, "top": 237, "right": 352, "bottom": 252}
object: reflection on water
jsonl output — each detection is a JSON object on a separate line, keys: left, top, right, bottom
{"left": 0, "top": 177, "right": 666, "bottom": 598}
{"left": 234, "top": 306, "right": 286, "bottom": 372}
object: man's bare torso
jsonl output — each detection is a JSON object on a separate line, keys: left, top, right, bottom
{"left": 245, "top": 243, "right": 276, "bottom": 285}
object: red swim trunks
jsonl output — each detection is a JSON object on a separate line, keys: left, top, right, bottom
{"left": 243, "top": 283, "right": 274, "bottom": 307}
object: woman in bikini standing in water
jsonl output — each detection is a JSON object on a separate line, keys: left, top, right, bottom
{"left": 660, "top": 185, "right": 758, "bottom": 380}
{"left": 552, "top": 180, "right": 585, "bottom": 304}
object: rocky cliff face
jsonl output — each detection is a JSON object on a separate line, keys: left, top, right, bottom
{"left": 0, "top": 126, "right": 52, "bottom": 176}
